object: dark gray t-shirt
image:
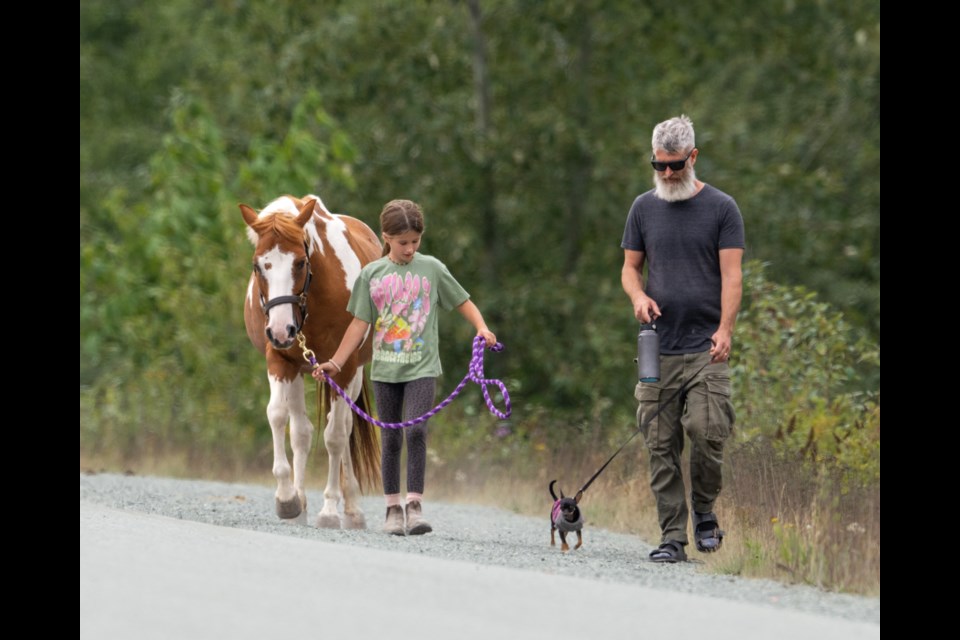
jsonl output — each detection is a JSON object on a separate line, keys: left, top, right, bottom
{"left": 621, "top": 184, "right": 745, "bottom": 354}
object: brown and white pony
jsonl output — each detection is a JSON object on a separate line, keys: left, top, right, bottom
{"left": 241, "top": 194, "right": 381, "bottom": 528}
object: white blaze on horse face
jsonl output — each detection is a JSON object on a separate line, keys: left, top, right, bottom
{"left": 305, "top": 215, "right": 363, "bottom": 291}
{"left": 253, "top": 196, "right": 304, "bottom": 344}
{"left": 257, "top": 246, "right": 299, "bottom": 342}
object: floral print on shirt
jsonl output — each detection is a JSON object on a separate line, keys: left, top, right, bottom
{"left": 369, "top": 271, "right": 432, "bottom": 364}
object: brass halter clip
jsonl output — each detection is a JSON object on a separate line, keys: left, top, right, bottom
{"left": 296, "top": 332, "right": 318, "bottom": 369}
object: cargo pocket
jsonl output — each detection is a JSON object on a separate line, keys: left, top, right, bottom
{"left": 705, "top": 372, "right": 735, "bottom": 440}
{"left": 635, "top": 383, "right": 662, "bottom": 440}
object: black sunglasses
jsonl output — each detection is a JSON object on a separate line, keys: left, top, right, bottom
{"left": 650, "top": 150, "right": 694, "bottom": 172}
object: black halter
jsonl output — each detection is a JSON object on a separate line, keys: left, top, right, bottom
{"left": 256, "top": 240, "right": 314, "bottom": 342}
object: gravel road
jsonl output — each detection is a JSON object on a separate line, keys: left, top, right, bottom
{"left": 80, "top": 472, "right": 879, "bottom": 638}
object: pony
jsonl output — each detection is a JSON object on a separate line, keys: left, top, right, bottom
{"left": 241, "top": 194, "right": 381, "bottom": 528}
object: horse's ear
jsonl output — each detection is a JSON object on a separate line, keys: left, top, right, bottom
{"left": 296, "top": 199, "right": 316, "bottom": 227}
{"left": 240, "top": 204, "right": 259, "bottom": 227}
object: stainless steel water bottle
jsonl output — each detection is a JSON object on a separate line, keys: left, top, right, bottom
{"left": 636, "top": 322, "right": 660, "bottom": 383}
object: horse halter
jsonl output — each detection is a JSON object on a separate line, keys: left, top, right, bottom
{"left": 256, "top": 240, "right": 313, "bottom": 342}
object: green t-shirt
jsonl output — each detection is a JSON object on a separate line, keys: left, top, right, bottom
{"left": 348, "top": 253, "right": 470, "bottom": 383}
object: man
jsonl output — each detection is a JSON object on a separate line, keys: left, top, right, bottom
{"left": 621, "top": 115, "right": 745, "bottom": 563}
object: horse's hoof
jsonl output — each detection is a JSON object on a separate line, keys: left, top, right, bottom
{"left": 280, "top": 509, "right": 308, "bottom": 526}
{"left": 342, "top": 512, "right": 367, "bottom": 530}
{"left": 275, "top": 496, "right": 303, "bottom": 520}
{"left": 315, "top": 512, "right": 342, "bottom": 529}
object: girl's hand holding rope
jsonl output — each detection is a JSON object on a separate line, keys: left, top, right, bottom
{"left": 311, "top": 359, "right": 340, "bottom": 380}
{"left": 477, "top": 328, "right": 497, "bottom": 348}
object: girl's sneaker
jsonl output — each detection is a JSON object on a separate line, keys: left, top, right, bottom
{"left": 384, "top": 505, "right": 405, "bottom": 536}
{"left": 405, "top": 501, "right": 433, "bottom": 535}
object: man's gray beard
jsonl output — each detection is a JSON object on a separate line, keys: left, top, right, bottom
{"left": 653, "top": 168, "right": 698, "bottom": 202}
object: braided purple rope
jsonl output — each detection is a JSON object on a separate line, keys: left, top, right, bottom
{"left": 309, "top": 336, "right": 511, "bottom": 429}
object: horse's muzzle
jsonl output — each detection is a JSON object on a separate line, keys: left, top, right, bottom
{"left": 266, "top": 326, "right": 297, "bottom": 350}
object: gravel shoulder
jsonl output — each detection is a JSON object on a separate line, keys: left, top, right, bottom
{"left": 79, "top": 472, "right": 879, "bottom": 626}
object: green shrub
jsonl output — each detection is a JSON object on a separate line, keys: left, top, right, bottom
{"left": 735, "top": 262, "right": 880, "bottom": 486}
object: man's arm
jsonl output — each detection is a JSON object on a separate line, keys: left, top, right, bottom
{"left": 710, "top": 248, "right": 744, "bottom": 362}
{"left": 622, "top": 249, "right": 660, "bottom": 323}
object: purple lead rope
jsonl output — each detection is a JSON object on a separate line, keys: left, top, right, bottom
{"left": 308, "top": 336, "right": 511, "bottom": 429}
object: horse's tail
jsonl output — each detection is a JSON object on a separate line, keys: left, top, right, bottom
{"left": 347, "top": 377, "right": 381, "bottom": 493}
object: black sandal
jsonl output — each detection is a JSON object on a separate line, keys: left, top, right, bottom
{"left": 693, "top": 511, "right": 725, "bottom": 553}
{"left": 648, "top": 540, "right": 687, "bottom": 563}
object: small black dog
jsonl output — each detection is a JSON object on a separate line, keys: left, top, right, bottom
{"left": 549, "top": 480, "right": 584, "bottom": 552}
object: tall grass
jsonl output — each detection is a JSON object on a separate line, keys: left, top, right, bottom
{"left": 719, "top": 441, "right": 880, "bottom": 594}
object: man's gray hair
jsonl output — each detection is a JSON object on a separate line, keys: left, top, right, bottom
{"left": 652, "top": 115, "right": 695, "bottom": 154}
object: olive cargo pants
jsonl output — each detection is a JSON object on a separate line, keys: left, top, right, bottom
{"left": 635, "top": 350, "right": 735, "bottom": 545}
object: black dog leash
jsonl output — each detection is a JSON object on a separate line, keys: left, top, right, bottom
{"left": 576, "top": 360, "right": 711, "bottom": 497}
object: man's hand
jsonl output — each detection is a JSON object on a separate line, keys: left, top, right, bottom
{"left": 710, "top": 328, "right": 733, "bottom": 363}
{"left": 633, "top": 295, "right": 662, "bottom": 324}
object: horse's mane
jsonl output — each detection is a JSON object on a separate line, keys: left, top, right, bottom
{"left": 246, "top": 198, "right": 311, "bottom": 246}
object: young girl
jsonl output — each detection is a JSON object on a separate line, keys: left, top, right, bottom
{"left": 312, "top": 199, "right": 497, "bottom": 535}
